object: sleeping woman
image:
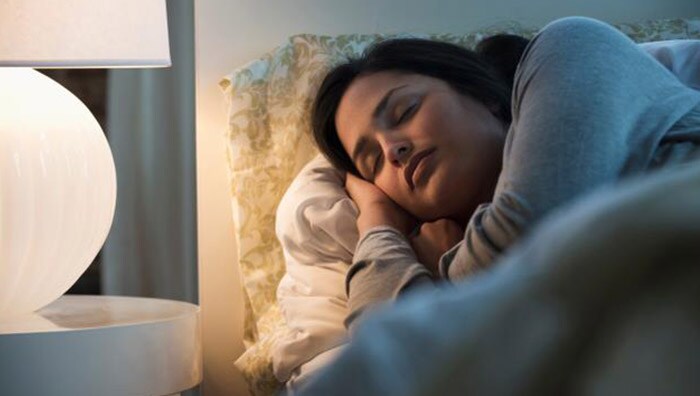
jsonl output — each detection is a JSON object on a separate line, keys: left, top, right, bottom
{"left": 309, "top": 16, "right": 700, "bottom": 330}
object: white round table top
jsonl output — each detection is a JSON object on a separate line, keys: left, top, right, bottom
{"left": 0, "top": 294, "right": 198, "bottom": 334}
{"left": 0, "top": 295, "right": 202, "bottom": 396}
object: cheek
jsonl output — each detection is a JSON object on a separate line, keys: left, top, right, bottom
{"left": 415, "top": 108, "right": 469, "bottom": 154}
{"left": 418, "top": 148, "right": 482, "bottom": 220}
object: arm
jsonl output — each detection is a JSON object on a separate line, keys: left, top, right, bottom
{"left": 343, "top": 174, "right": 435, "bottom": 331}
{"left": 442, "top": 17, "right": 700, "bottom": 280}
{"left": 344, "top": 174, "right": 465, "bottom": 329}
{"left": 345, "top": 225, "right": 434, "bottom": 330}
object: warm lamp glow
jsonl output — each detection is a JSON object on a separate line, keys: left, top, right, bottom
{"left": 0, "top": 68, "right": 116, "bottom": 317}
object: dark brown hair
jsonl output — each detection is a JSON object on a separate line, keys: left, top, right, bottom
{"left": 475, "top": 34, "right": 530, "bottom": 90}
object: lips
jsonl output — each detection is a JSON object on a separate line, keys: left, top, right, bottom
{"left": 404, "top": 148, "right": 436, "bottom": 190}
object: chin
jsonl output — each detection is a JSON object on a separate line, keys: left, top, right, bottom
{"left": 426, "top": 173, "right": 458, "bottom": 211}
{"left": 410, "top": 161, "right": 474, "bottom": 221}
{"left": 414, "top": 192, "right": 458, "bottom": 222}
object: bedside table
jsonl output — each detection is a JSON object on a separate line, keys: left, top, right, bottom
{"left": 0, "top": 295, "right": 201, "bottom": 396}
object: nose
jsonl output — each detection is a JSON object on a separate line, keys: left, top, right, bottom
{"left": 381, "top": 138, "right": 412, "bottom": 166}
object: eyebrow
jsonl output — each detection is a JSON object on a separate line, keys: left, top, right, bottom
{"left": 350, "top": 84, "right": 408, "bottom": 163}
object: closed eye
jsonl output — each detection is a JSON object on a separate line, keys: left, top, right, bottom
{"left": 396, "top": 101, "right": 419, "bottom": 125}
{"left": 371, "top": 151, "right": 384, "bottom": 180}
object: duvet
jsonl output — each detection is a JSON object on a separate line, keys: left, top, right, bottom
{"left": 300, "top": 160, "right": 700, "bottom": 395}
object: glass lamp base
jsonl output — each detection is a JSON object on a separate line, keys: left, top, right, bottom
{"left": 0, "top": 68, "right": 116, "bottom": 317}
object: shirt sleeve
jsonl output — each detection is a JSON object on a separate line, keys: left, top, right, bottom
{"left": 345, "top": 226, "right": 434, "bottom": 331}
{"left": 440, "top": 17, "right": 700, "bottom": 281}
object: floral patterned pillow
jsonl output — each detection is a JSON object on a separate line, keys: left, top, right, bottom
{"left": 219, "top": 17, "right": 699, "bottom": 396}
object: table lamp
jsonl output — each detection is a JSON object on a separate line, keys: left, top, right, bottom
{"left": 0, "top": 0, "right": 171, "bottom": 317}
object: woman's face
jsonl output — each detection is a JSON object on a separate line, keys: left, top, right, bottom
{"left": 335, "top": 71, "right": 507, "bottom": 223}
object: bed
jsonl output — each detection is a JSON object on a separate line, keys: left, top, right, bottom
{"left": 213, "top": 17, "right": 700, "bottom": 395}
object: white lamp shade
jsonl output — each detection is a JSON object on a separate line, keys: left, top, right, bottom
{"left": 0, "top": 0, "right": 170, "bottom": 68}
{"left": 0, "top": 68, "right": 117, "bottom": 317}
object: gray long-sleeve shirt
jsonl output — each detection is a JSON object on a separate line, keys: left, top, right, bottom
{"left": 346, "top": 18, "right": 700, "bottom": 329}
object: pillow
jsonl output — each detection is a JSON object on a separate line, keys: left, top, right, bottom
{"left": 273, "top": 154, "right": 357, "bottom": 389}
{"left": 219, "top": 18, "right": 700, "bottom": 395}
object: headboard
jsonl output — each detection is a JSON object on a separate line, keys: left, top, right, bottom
{"left": 193, "top": 1, "right": 700, "bottom": 395}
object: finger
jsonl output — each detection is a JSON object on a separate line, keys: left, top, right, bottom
{"left": 344, "top": 173, "right": 363, "bottom": 200}
{"left": 345, "top": 173, "right": 361, "bottom": 189}
{"left": 346, "top": 173, "right": 385, "bottom": 202}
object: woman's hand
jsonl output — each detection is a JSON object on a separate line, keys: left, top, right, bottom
{"left": 345, "top": 173, "right": 417, "bottom": 236}
{"left": 409, "top": 219, "right": 464, "bottom": 277}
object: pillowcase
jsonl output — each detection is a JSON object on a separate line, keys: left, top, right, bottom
{"left": 273, "top": 154, "right": 357, "bottom": 389}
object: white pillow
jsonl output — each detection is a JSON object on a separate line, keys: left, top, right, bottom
{"left": 273, "top": 155, "right": 358, "bottom": 388}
